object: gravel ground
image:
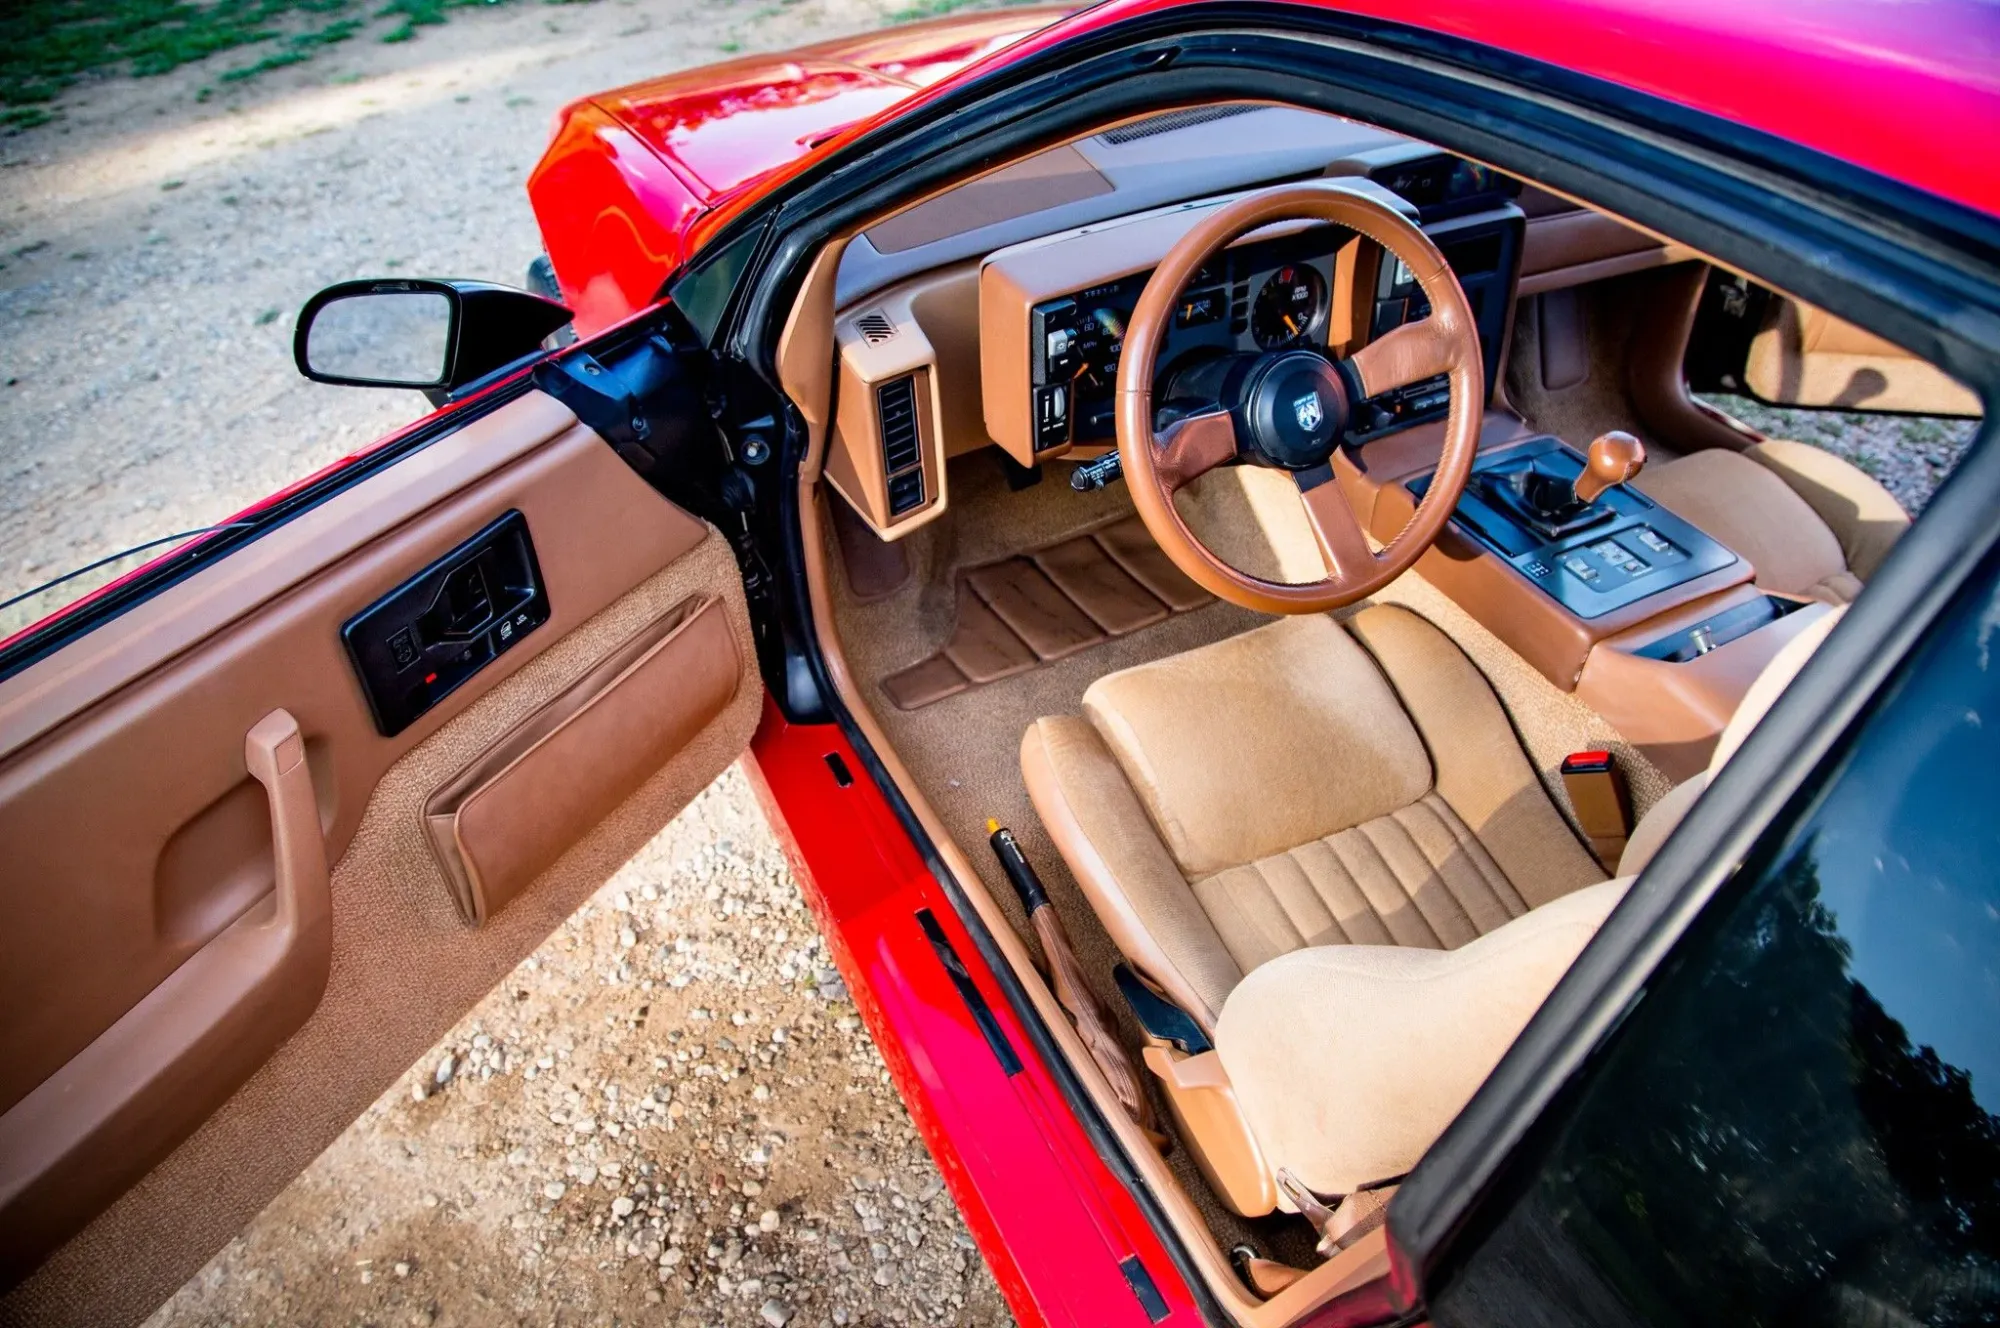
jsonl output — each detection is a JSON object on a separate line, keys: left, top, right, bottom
{"left": 146, "top": 767, "right": 1010, "bottom": 1328}
{"left": 1, "top": 3, "right": 1017, "bottom": 1326}
{"left": 1700, "top": 393, "right": 1978, "bottom": 514}
{"left": 0, "top": 0, "right": 989, "bottom": 639}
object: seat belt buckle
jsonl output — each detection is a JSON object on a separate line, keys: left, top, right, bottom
{"left": 1560, "top": 750, "right": 1632, "bottom": 874}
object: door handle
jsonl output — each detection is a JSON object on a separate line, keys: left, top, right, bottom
{"left": 0, "top": 710, "right": 333, "bottom": 1284}
{"left": 245, "top": 708, "right": 331, "bottom": 947}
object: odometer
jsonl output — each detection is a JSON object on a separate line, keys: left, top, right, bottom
{"left": 1251, "top": 265, "right": 1326, "bottom": 349}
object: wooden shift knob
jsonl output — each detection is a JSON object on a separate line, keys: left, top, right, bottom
{"left": 1574, "top": 430, "right": 1647, "bottom": 505}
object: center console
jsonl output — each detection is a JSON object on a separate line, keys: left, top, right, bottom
{"left": 1347, "top": 417, "right": 1829, "bottom": 780}
{"left": 1406, "top": 437, "right": 1739, "bottom": 618}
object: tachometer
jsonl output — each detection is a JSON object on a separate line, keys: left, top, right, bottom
{"left": 1250, "top": 265, "right": 1326, "bottom": 349}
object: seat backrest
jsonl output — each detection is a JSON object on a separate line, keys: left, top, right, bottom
{"left": 1080, "top": 614, "right": 1432, "bottom": 877}
{"left": 1746, "top": 297, "right": 1981, "bottom": 416}
{"left": 1619, "top": 605, "right": 1847, "bottom": 875}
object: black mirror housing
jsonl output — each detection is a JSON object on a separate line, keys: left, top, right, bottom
{"left": 294, "top": 278, "right": 573, "bottom": 398}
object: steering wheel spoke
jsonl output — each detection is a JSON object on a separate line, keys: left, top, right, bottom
{"left": 1295, "top": 471, "right": 1378, "bottom": 581}
{"left": 1346, "top": 314, "right": 1458, "bottom": 397}
{"left": 1152, "top": 409, "right": 1239, "bottom": 493}
{"left": 1113, "top": 180, "right": 1481, "bottom": 614}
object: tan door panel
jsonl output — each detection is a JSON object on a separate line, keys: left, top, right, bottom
{"left": 0, "top": 389, "right": 762, "bottom": 1323}
{"left": 1746, "top": 296, "right": 1981, "bottom": 416}
{"left": 423, "top": 593, "right": 741, "bottom": 923}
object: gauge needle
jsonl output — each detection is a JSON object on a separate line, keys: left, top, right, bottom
{"left": 1283, "top": 313, "right": 1300, "bottom": 336}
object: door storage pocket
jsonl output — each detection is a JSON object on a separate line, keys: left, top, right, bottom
{"left": 425, "top": 595, "right": 739, "bottom": 924}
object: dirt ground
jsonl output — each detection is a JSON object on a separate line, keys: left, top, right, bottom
{"left": 0, "top": 0, "right": 995, "bottom": 637}
{"left": 0, "top": 2, "right": 1018, "bottom": 1325}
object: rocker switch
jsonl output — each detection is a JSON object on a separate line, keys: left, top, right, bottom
{"left": 389, "top": 627, "right": 420, "bottom": 672}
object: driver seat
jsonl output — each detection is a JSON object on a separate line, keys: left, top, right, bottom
{"left": 1023, "top": 599, "right": 1845, "bottom": 1230}
{"left": 1021, "top": 604, "right": 1607, "bottom": 1035}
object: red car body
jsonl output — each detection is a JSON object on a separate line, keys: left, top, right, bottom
{"left": 528, "top": 0, "right": 2000, "bottom": 339}
{"left": 3, "top": 3, "right": 1992, "bottom": 1324}
{"left": 508, "top": 4, "right": 2000, "bottom": 1326}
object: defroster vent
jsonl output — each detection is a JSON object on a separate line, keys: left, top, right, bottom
{"left": 1097, "top": 105, "right": 1255, "bottom": 145}
{"left": 854, "top": 311, "right": 897, "bottom": 345}
{"left": 877, "top": 375, "right": 925, "bottom": 516}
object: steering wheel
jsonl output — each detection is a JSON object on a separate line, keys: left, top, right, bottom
{"left": 1116, "top": 181, "right": 1484, "bottom": 614}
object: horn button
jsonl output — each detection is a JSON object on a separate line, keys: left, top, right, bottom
{"left": 1236, "top": 349, "right": 1350, "bottom": 471}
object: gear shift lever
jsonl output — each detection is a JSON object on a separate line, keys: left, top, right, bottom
{"left": 1573, "top": 431, "right": 1647, "bottom": 505}
{"left": 1470, "top": 429, "right": 1649, "bottom": 542}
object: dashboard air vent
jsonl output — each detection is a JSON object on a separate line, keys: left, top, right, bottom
{"left": 1098, "top": 105, "right": 1256, "bottom": 146}
{"left": 854, "top": 311, "right": 897, "bottom": 345}
{"left": 877, "top": 376, "right": 925, "bottom": 515}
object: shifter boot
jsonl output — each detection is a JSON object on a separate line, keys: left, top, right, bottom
{"left": 1474, "top": 457, "right": 1616, "bottom": 541}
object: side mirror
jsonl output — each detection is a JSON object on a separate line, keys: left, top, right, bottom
{"left": 294, "top": 278, "right": 573, "bottom": 401}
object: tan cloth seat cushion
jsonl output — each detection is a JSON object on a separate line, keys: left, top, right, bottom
{"left": 1215, "top": 877, "right": 1631, "bottom": 1195}
{"left": 1614, "top": 772, "right": 1706, "bottom": 879}
{"left": 1632, "top": 447, "right": 1859, "bottom": 602}
{"left": 1341, "top": 606, "right": 1603, "bottom": 911}
{"left": 1080, "top": 613, "right": 1432, "bottom": 879}
{"left": 1022, "top": 605, "right": 1604, "bottom": 1028}
{"left": 1742, "top": 439, "right": 1909, "bottom": 582}
{"left": 1193, "top": 792, "right": 1530, "bottom": 978}
{"left": 1617, "top": 605, "right": 1847, "bottom": 876}
{"left": 1632, "top": 442, "right": 1908, "bottom": 604}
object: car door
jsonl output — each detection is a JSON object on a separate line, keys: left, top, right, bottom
{"left": 1685, "top": 272, "right": 1985, "bottom": 419}
{"left": 0, "top": 335, "right": 762, "bottom": 1324}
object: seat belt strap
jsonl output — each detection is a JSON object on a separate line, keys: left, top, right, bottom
{"left": 1561, "top": 750, "right": 1632, "bottom": 873}
{"left": 1276, "top": 1169, "right": 1401, "bottom": 1259}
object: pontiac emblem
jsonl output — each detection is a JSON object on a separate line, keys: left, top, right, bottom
{"left": 1293, "top": 390, "right": 1324, "bottom": 432}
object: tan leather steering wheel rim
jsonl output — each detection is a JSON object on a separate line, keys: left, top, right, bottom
{"left": 1116, "top": 181, "right": 1484, "bottom": 614}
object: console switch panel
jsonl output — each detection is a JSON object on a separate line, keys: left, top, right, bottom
{"left": 1407, "top": 438, "right": 1739, "bottom": 620}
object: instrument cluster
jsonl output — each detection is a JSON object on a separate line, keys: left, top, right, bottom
{"left": 1026, "top": 225, "right": 1347, "bottom": 451}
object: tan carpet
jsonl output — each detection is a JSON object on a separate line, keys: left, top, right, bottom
{"left": 1503, "top": 264, "right": 1707, "bottom": 466}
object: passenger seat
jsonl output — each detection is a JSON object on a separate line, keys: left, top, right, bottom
{"left": 1631, "top": 441, "right": 1908, "bottom": 604}
{"left": 1205, "top": 606, "right": 1846, "bottom": 1229}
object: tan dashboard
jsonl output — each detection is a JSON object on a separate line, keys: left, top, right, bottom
{"left": 820, "top": 167, "right": 1676, "bottom": 540}
{"left": 826, "top": 282, "right": 955, "bottom": 539}
{"left": 822, "top": 184, "right": 1401, "bottom": 538}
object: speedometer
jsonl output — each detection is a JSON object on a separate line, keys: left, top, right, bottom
{"left": 1250, "top": 265, "right": 1326, "bottom": 349}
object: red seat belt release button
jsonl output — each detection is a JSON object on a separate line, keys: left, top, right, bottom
{"left": 1560, "top": 750, "right": 1632, "bottom": 874}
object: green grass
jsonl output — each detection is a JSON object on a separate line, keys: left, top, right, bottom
{"left": 886, "top": 0, "right": 1040, "bottom": 22}
{"left": 0, "top": 0, "right": 595, "bottom": 128}
{"left": 3, "top": 1, "right": 340, "bottom": 108}
{"left": 218, "top": 14, "right": 363, "bottom": 80}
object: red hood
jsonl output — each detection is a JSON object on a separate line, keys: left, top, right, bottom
{"left": 533, "top": 0, "right": 2000, "bottom": 337}
{"left": 589, "top": 10, "right": 1074, "bottom": 205}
